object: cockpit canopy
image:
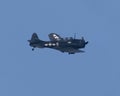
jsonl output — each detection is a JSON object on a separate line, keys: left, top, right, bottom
{"left": 48, "top": 33, "right": 74, "bottom": 41}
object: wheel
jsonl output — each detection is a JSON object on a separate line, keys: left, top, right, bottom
{"left": 32, "top": 48, "right": 34, "bottom": 51}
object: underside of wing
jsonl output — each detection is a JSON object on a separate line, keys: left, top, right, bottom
{"left": 48, "top": 33, "right": 63, "bottom": 41}
{"left": 53, "top": 47, "right": 84, "bottom": 54}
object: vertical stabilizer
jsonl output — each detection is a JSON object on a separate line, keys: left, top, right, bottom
{"left": 31, "top": 33, "right": 39, "bottom": 41}
{"left": 28, "top": 33, "right": 40, "bottom": 43}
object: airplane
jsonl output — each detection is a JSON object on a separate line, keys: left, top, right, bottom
{"left": 28, "top": 33, "right": 88, "bottom": 54}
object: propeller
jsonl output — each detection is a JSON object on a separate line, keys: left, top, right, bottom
{"left": 85, "top": 41, "right": 88, "bottom": 44}
{"left": 81, "top": 37, "right": 88, "bottom": 44}
{"left": 81, "top": 37, "right": 85, "bottom": 42}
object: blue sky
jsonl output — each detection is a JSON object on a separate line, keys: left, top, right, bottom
{"left": 0, "top": 0, "right": 120, "bottom": 96}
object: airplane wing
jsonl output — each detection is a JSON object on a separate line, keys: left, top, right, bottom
{"left": 54, "top": 47, "right": 84, "bottom": 54}
{"left": 48, "top": 33, "right": 63, "bottom": 41}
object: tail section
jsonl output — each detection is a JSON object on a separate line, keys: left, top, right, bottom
{"left": 28, "top": 33, "right": 40, "bottom": 43}
{"left": 28, "top": 33, "right": 44, "bottom": 50}
{"left": 31, "top": 33, "right": 39, "bottom": 41}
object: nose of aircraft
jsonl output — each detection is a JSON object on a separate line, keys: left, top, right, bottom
{"left": 81, "top": 37, "right": 88, "bottom": 45}
{"left": 80, "top": 37, "right": 88, "bottom": 48}
{"left": 85, "top": 41, "right": 88, "bottom": 45}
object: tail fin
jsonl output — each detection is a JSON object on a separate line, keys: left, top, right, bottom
{"left": 31, "top": 33, "right": 39, "bottom": 41}
{"left": 28, "top": 33, "right": 40, "bottom": 43}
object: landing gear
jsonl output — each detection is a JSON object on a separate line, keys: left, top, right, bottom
{"left": 32, "top": 48, "right": 35, "bottom": 51}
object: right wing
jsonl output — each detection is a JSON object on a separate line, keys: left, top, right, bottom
{"left": 48, "top": 33, "right": 63, "bottom": 41}
{"left": 54, "top": 47, "right": 85, "bottom": 54}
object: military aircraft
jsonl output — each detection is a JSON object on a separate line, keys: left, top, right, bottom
{"left": 28, "top": 33, "right": 88, "bottom": 54}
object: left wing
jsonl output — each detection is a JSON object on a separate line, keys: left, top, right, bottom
{"left": 48, "top": 33, "right": 63, "bottom": 41}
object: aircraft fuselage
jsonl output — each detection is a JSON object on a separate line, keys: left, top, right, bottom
{"left": 28, "top": 33, "right": 88, "bottom": 54}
